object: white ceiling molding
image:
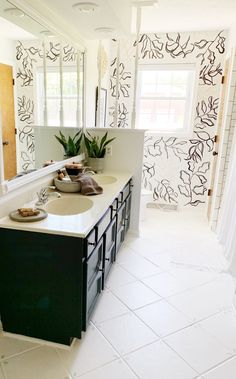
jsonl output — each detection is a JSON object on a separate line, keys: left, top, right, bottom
{"left": 7, "top": 0, "right": 86, "bottom": 51}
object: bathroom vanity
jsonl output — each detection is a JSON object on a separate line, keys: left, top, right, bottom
{"left": 0, "top": 172, "right": 132, "bottom": 345}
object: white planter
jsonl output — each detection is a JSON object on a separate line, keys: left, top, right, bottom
{"left": 88, "top": 157, "right": 104, "bottom": 173}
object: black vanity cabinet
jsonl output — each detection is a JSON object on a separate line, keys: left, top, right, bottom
{"left": 0, "top": 229, "right": 84, "bottom": 345}
{"left": 0, "top": 178, "right": 132, "bottom": 345}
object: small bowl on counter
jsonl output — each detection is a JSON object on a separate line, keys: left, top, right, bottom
{"left": 65, "top": 162, "right": 84, "bottom": 176}
{"left": 54, "top": 176, "right": 81, "bottom": 193}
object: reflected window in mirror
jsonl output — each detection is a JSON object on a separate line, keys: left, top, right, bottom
{"left": 36, "top": 65, "right": 83, "bottom": 127}
{"left": 36, "top": 67, "right": 78, "bottom": 126}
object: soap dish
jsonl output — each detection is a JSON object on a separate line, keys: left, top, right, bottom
{"left": 9, "top": 208, "right": 48, "bottom": 222}
{"left": 54, "top": 177, "right": 81, "bottom": 193}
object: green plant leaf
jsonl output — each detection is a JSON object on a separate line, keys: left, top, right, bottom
{"left": 54, "top": 135, "right": 67, "bottom": 151}
{"left": 55, "top": 130, "right": 82, "bottom": 156}
{"left": 83, "top": 132, "right": 116, "bottom": 158}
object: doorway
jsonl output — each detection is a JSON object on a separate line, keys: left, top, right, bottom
{"left": 0, "top": 63, "right": 17, "bottom": 180}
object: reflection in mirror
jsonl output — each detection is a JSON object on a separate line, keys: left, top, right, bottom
{"left": 0, "top": 1, "right": 84, "bottom": 182}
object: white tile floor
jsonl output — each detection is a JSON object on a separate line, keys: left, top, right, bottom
{"left": 1, "top": 207, "right": 236, "bottom": 378}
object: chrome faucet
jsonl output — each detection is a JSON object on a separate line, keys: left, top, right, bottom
{"left": 36, "top": 186, "right": 61, "bottom": 206}
{"left": 82, "top": 167, "right": 95, "bottom": 175}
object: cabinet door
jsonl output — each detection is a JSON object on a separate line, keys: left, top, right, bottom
{"left": 86, "top": 238, "right": 103, "bottom": 290}
{"left": 86, "top": 272, "right": 103, "bottom": 324}
{"left": 117, "top": 202, "right": 126, "bottom": 234}
{"left": 103, "top": 218, "right": 117, "bottom": 286}
{"left": 86, "top": 228, "right": 97, "bottom": 257}
{"left": 84, "top": 237, "right": 104, "bottom": 329}
{"left": 116, "top": 203, "right": 126, "bottom": 254}
{"left": 125, "top": 192, "right": 132, "bottom": 235}
{"left": 96, "top": 208, "right": 112, "bottom": 241}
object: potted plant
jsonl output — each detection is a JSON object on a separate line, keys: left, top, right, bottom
{"left": 55, "top": 130, "right": 83, "bottom": 157}
{"left": 84, "top": 131, "right": 115, "bottom": 172}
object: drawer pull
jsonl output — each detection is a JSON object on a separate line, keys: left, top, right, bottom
{"left": 88, "top": 242, "right": 96, "bottom": 246}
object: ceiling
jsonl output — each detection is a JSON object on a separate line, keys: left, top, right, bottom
{"left": 0, "top": 16, "right": 35, "bottom": 39}
{"left": 137, "top": 0, "right": 236, "bottom": 34}
{"left": 3, "top": 0, "right": 236, "bottom": 42}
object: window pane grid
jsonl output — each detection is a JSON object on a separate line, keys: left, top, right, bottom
{"left": 137, "top": 66, "right": 195, "bottom": 132}
{"left": 36, "top": 66, "right": 79, "bottom": 127}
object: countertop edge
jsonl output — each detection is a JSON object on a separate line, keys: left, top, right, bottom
{"left": 0, "top": 171, "right": 133, "bottom": 238}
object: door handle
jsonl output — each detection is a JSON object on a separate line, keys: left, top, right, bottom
{"left": 2, "top": 140, "right": 9, "bottom": 146}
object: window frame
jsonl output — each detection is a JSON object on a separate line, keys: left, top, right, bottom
{"left": 34, "top": 60, "right": 84, "bottom": 128}
{"left": 136, "top": 63, "right": 198, "bottom": 136}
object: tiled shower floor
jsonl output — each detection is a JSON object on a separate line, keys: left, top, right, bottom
{"left": 1, "top": 208, "right": 236, "bottom": 379}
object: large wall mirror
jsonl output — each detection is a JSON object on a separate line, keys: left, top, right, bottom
{"left": 0, "top": 0, "right": 85, "bottom": 183}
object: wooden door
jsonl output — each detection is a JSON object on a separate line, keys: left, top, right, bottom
{"left": 207, "top": 58, "right": 230, "bottom": 219}
{"left": 0, "top": 63, "right": 17, "bottom": 180}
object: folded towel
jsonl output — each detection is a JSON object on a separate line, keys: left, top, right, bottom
{"left": 73, "top": 174, "right": 103, "bottom": 196}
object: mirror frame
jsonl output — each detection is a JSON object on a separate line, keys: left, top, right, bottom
{"left": 0, "top": 153, "right": 85, "bottom": 196}
{"left": 0, "top": 0, "right": 87, "bottom": 196}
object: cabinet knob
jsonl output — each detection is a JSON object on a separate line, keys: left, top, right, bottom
{"left": 88, "top": 242, "right": 96, "bottom": 246}
{"left": 213, "top": 151, "right": 218, "bottom": 156}
{"left": 105, "top": 258, "right": 110, "bottom": 262}
{"left": 2, "top": 140, "right": 9, "bottom": 146}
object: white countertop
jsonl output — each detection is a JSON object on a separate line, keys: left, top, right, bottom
{"left": 0, "top": 171, "right": 132, "bottom": 238}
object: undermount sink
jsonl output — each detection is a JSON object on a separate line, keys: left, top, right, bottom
{"left": 45, "top": 197, "right": 93, "bottom": 216}
{"left": 93, "top": 175, "right": 117, "bottom": 185}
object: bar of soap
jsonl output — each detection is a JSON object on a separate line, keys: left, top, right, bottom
{"left": 18, "top": 208, "right": 40, "bottom": 217}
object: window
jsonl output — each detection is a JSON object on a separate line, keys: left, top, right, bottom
{"left": 36, "top": 65, "right": 83, "bottom": 127}
{"left": 136, "top": 64, "right": 196, "bottom": 133}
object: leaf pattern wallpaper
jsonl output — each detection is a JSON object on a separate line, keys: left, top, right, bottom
{"left": 108, "top": 30, "right": 227, "bottom": 207}
{"left": 15, "top": 39, "right": 77, "bottom": 173}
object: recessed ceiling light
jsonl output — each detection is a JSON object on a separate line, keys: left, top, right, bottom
{"left": 40, "top": 30, "right": 55, "bottom": 37}
{"left": 72, "top": 2, "right": 99, "bottom": 13}
{"left": 3, "top": 7, "right": 25, "bottom": 17}
{"left": 94, "top": 27, "right": 114, "bottom": 34}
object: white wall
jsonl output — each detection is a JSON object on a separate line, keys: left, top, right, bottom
{"left": 0, "top": 36, "right": 15, "bottom": 65}
{"left": 34, "top": 126, "right": 80, "bottom": 168}
{"left": 86, "top": 128, "right": 146, "bottom": 233}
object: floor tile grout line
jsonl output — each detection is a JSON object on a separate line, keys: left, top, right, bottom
{"left": 109, "top": 286, "right": 163, "bottom": 311}
{"left": 54, "top": 349, "right": 74, "bottom": 379}
{"left": 122, "top": 338, "right": 199, "bottom": 377}
{"left": 0, "top": 361, "right": 8, "bottom": 379}
{"left": 76, "top": 357, "right": 140, "bottom": 379}
{"left": 137, "top": 271, "right": 234, "bottom": 301}
{"left": 91, "top": 320, "right": 160, "bottom": 362}
{"left": 0, "top": 362, "right": 7, "bottom": 379}
{"left": 163, "top": 335, "right": 236, "bottom": 377}
{"left": 0, "top": 345, "right": 42, "bottom": 363}
{"left": 92, "top": 309, "right": 131, "bottom": 327}
{"left": 117, "top": 262, "right": 164, "bottom": 281}
{"left": 194, "top": 353, "right": 236, "bottom": 378}
{"left": 160, "top": 339, "right": 201, "bottom": 376}
{"left": 56, "top": 332, "right": 119, "bottom": 379}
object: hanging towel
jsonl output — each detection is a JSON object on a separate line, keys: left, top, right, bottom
{"left": 73, "top": 174, "right": 103, "bottom": 195}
